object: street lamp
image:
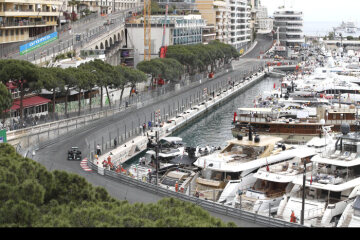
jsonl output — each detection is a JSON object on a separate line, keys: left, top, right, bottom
{"left": 155, "top": 130, "right": 159, "bottom": 185}
{"left": 300, "top": 159, "right": 307, "bottom": 225}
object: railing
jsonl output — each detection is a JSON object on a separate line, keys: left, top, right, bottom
{"left": 87, "top": 159, "right": 304, "bottom": 228}
{"left": 0, "top": 21, "right": 47, "bottom": 27}
{"left": 0, "top": 7, "right": 142, "bottom": 58}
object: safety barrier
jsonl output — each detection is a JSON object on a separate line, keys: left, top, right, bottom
{"left": 87, "top": 159, "right": 304, "bottom": 227}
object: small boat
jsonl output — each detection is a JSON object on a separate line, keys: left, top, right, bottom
{"left": 159, "top": 167, "right": 196, "bottom": 193}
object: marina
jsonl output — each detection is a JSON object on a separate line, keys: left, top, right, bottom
{"left": 3, "top": 0, "right": 360, "bottom": 229}
{"left": 87, "top": 40, "right": 360, "bottom": 227}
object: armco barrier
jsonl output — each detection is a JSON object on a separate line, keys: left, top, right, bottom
{"left": 88, "top": 160, "right": 304, "bottom": 228}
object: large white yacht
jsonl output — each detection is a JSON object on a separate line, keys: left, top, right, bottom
{"left": 337, "top": 195, "right": 360, "bottom": 227}
{"left": 276, "top": 124, "right": 360, "bottom": 227}
{"left": 230, "top": 127, "right": 335, "bottom": 215}
{"left": 191, "top": 130, "right": 300, "bottom": 202}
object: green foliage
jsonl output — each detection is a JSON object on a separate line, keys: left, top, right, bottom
{"left": 347, "top": 36, "right": 354, "bottom": 40}
{"left": 0, "top": 143, "right": 236, "bottom": 227}
{"left": 165, "top": 41, "right": 239, "bottom": 74}
{"left": 0, "top": 59, "right": 40, "bottom": 122}
{"left": 137, "top": 58, "right": 183, "bottom": 82}
{"left": 151, "top": 1, "right": 165, "bottom": 15}
{"left": 0, "top": 82, "right": 12, "bottom": 120}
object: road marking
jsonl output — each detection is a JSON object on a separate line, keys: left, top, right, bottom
{"left": 80, "top": 158, "right": 92, "bottom": 172}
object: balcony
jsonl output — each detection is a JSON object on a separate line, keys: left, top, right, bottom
{"left": 0, "top": 9, "right": 59, "bottom": 17}
{"left": 0, "top": 20, "right": 47, "bottom": 28}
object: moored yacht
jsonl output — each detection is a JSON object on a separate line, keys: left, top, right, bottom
{"left": 229, "top": 128, "right": 335, "bottom": 215}
{"left": 191, "top": 129, "right": 295, "bottom": 202}
{"left": 232, "top": 104, "right": 358, "bottom": 143}
{"left": 276, "top": 124, "right": 360, "bottom": 227}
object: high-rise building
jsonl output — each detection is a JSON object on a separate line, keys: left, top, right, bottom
{"left": 0, "top": 0, "right": 62, "bottom": 45}
{"left": 273, "top": 7, "right": 304, "bottom": 48}
{"left": 195, "top": 0, "right": 230, "bottom": 44}
{"left": 255, "top": 6, "right": 272, "bottom": 34}
{"left": 229, "top": 0, "right": 251, "bottom": 50}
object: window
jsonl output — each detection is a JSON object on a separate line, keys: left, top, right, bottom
{"left": 0, "top": 30, "right": 2, "bottom": 36}
{"left": 10, "top": 30, "right": 14, "bottom": 35}
{"left": 5, "top": 30, "right": 8, "bottom": 36}
{"left": 16, "top": 29, "right": 18, "bottom": 35}
{"left": 21, "top": 29, "right": 24, "bottom": 34}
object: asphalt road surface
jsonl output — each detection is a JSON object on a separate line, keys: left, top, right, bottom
{"left": 32, "top": 35, "right": 274, "bottom": 227}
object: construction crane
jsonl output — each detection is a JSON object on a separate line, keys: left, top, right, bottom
{"left": 159, "top": 0, "right": 169, "bottom": 58}
{"left": 143, "top": 0, "right": 151, "bottom": 60}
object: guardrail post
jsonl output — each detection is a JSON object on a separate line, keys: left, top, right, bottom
{"left": 109, "top": 132, "right": 112, "bottom": 148}
{"left": 102, "top": 136, "right": 104, "bottom": 153}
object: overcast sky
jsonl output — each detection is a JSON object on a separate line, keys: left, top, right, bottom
{"left": 261, "top": 0, "right": 360, "bottom": 23}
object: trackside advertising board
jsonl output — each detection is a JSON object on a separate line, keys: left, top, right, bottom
{"left": 0, "top": 129, "right": 6, "bottom": 143}
{"left": 19, "top": 31, "right": 58, "bottom": 55}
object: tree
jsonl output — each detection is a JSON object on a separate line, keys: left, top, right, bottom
{"left": 0, "top": 60, "right": 40, "bottom": 125}
{"left": 165, "top": 45, "right": 196, "bottom": 74}
{"left": 65, "top": 68, "right": 88, "bottom": 116}
{"left": 56, "top": 68, "right": 77, "bottom": 118}
{"left": 84, "top": 60, "right": 114, "bottom": 109}
{"left": 38, "top": 68, "right": 65, "bottom": 120}
{"left": 78, "top": 64, "right": 97, "bottom": 112}
{"left": 112, "top": 65, "right": 127, "bottom": 106}
{"left": 125, "top": 67, "right": 147, "bottom": 101}
{"left": 136, "top": 60, "right": 162, "bottom": 86}
{"left": 0, "top": 82, "right": 12, "bottom": 124}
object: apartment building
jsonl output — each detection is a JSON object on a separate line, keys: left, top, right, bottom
{"left": 229, "top": 0, "right": 251, "bottom": 51}
{"left": 0, "top": 0, "right": 62, "bottom": 45}
{"left": 273, "top": 7, "right": 304, "bottom": 48}
{"left": 255, "top": 5, "right": 272, "bottom": 34}
{"left": 195, "top": 0, "right": 230, "bottom": 44}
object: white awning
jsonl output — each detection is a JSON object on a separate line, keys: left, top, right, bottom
{"left": 238, "top": 107, "right": 273, "bottom": 113}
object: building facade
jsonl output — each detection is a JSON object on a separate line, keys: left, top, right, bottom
{"left": 0, "top": 0, "right": 62, "bottom": 45}
{"left": 273, "top": 7, "right": 304, "bottom": 48}
{"left": 126, "top": 14, "right": 205, "bottom": 63}
{"left": 229, "top": 0, "right": 251, "bottom": 51}
{"left": 255, "top": 6, "right": 272, "bottom": 34}
{"left": 195, "top": 0, "right": 230, "bottom": 44}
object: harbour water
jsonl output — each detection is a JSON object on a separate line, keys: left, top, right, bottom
{"left": 123, "top": 76, "right": 279, "bottom": 168}
{"left": 172, "top": 76, "right": 279, "bottom": 148}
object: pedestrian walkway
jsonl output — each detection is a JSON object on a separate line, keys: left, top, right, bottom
{"left": 81, "top": 158, "right": 92, "bottom": 172}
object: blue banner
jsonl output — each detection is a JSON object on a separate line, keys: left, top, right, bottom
{"left": 20, "top": 31, "right": 58, "bottom": 55}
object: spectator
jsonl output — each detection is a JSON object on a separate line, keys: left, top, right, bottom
{"left": 96, "top": 144, "right": 101, "bottom": 156}
{"left": 143, "top": 123, "right": 146, "bottom": 136}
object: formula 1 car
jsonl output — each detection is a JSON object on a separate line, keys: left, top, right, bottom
{"left": 67, "top": 147, "right": 82, "bottom": 160}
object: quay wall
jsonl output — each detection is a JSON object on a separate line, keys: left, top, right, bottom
{"left": 94, "top": 70, "right": 268, "bottom": 167}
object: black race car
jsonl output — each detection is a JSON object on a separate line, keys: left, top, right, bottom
{"left": 67, "top": 147, "right": 82, "bottom": 160}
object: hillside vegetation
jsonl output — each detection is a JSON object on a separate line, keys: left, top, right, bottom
{"left": 0, "top": 143, "right": 236, "bottom": 227}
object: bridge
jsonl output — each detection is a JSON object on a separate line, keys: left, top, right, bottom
{"left": 3, "top": 6, "right": 142, "bottom": 66}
